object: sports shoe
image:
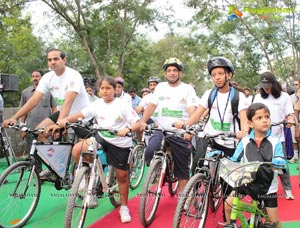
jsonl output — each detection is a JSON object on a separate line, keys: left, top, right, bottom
{"left": 39, "top": 169, "right": 56, "bottom": 182}
{"left": 288, "top": 158, "right": 298, "bottom": 163}
{"left": 285, "top": 190, "right": 295, "bottom": 200}
{"left": 119, "top": 206, "right": 132, "bottom": 223}
{"left": 87, "top": 194, "right": 98, "bottom": 209}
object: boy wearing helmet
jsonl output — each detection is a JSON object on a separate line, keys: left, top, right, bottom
{"left": 175, "top": 56, "right": 249, "bottom": 169}
{"left": 140, "top": 57, "right": 198, "bottom": 194}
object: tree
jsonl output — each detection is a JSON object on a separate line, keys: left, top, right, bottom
{"left": 0, "top": 0, "right": 45, "bottom": 107}
{"left": 40, "top": 0, "right": 163, "bottom": 80}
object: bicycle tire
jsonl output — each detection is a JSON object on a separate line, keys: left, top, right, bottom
{"left": 173, "top": 173, "right": 210, "bottom": 228}
{"left": 129, "top": 144, "right": 145, "bottom": 190}
{"left": 0, "top": 161, "right": 41, "bottom": 228}
{"left": 107, "top": 166, "right": 121, "bottom": 207}
{"left": 209, "top": 163, "right": 222, "bottom": 212}
{"left": 167, "top": 155, "right": 178, "bottom": 196}
{"left": 64, "top": 166, "right": 90, "bottom": 228}
{"left": 139, "top": 158, "right": 163, "bottom": 227}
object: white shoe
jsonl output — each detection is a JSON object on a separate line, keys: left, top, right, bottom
{"left": 119, "top": 206, "right": 132, "bottom": 223}
{"left": 285, "top": 190, "right": 295, "bottom": 200}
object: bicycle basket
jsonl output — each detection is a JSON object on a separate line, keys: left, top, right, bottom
{"left": 219, "top": 158, "right": 274, "bottom": 198}
{"left": 219, "top": 158, "right": 262, "bottom": 188}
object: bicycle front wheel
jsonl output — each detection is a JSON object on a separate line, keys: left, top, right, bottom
{"left": 173, "top": 173, "right": 210, "bottom": 228}
{"left": 107, "top": 166, "right": 121, "bottom": 207}
{"left": 64, "top": 166, "right": 90, "bottom": 228}
{"left": 209, "top": 165, "right": 222, "bottom": 212}
{"left": 0, "top": 161, "right": 41, "bottom": 228}
{"left": 139, "top": 158, "right": 163, "bottom": 227}
{"left": 129, "top": 144, "right": 145, "bottom": 190}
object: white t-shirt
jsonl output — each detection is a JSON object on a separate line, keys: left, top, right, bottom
{"left": 244, "top": 95, "right": 253, "bottom": 108}
{"left": 150, "top": 82, "right": 198, "bottom": 131}
{"left": 139, "top": 93, "right": 159, "bottom": 121}
{"left": 253, "top": 92, "right": 294, "bottom": 142}
{"left": 200, "top": 88, "right": 248, "bottom": 148}
{"left": 119, "top": 91, "right": 132, "bottom": 107}
{"left": 37, "top": 67, "right": 90, "bottom": 114}
{"left": 81, "top": 98, "right": 140, "bottom": 148}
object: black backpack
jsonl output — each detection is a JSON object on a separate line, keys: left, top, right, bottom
{"left": 207, "top": 86, "right": 240, "bottom": 132}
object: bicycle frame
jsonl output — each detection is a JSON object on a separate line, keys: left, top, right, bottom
{"left": 33, "top": 140, "right": 73, "bottom": 180}
{"left": 229, "top": 196, "right": 269, "bottom": 228}
{"left": 0, "top": 127, "right": 17, "bottom": 166}
{"left": 77, "top": 136, "right": 109, "bottom": 193}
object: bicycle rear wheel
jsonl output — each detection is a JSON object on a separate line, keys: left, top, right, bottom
{"left": 64, "top": 166, "right": 90, "bottom": 228}
{"left": 0, "top": 161, "right": 41, "bottom": 228}
{"left": 173, "top": 173, "right": 210, "bottom": 228}
{"left": 129, "top": 144, "right": 145, "bottom": 190}
{"left": 107, "top": 166, "right": 121, "bottom": 207}
{"left": 139, "top": 158, "right": 163, "bottom": 226}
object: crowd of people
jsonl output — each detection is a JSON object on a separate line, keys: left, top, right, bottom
{"left": 2, "top": 48, "right": 299, "bottom": 226}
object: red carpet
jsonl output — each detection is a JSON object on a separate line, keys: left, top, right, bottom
{"left": 89, "top": 176, "right": 300, "bottom": 227}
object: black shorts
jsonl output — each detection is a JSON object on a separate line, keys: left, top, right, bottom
{"left": 258, "top": 193, "right": 278, "bottom": 208}
{"left": 95, "top": 134, "right": 130, "bottom": 171}
{"left": 49, "top": 111, "right": 60, "bottom": 123}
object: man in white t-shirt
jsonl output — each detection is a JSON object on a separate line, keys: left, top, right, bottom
{"left": 2, "top": 48, "right": 90, "bottom": 179}
{"left": 140, "top": 57, "right": 198, "bottom": 194}
{"left": 3, "top": 48, "right": 90, "bottom": 130}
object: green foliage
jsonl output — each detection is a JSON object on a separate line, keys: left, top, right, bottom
{"left": 0, "top": 0, "right": 45, "bottom": 107}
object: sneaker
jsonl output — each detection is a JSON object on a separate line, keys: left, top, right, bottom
{"left": 39, "top": 169, "right": 56, "bottom": 182}
{"left": 285, "top": 190, "right": 295, "bottom": 200}
{"left": 288, "top": 158, "right": 298, "bottom": 163}
{"left": 119, "top": 206, "right": 132, "bottom": 223}
{"left": 87, "top": 194, "right": 98, "bottom": 209}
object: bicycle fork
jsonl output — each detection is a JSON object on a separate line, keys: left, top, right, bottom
{"left": 156, "top": 156, "right": 167, "bottom": 195}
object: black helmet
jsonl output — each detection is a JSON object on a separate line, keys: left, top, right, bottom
{"left": 147, "top": 76, "right": 160, "bottom": 84}
{"left": 207, "top": 57, "right": 234, "bottom": 75}
{"left": 162, "top": 57, "right": 183, "bottom": 71}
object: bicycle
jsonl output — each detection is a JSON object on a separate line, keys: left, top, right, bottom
{"left": 128, "top": 128, "right": 153, "bottom": 190}
{"left": 219, "top": 157, "right": 286, "bottom": 228}
{"left": 173, "top": 130, "right": 237, "bottom": 228}
{"left": 0, "top": 122, "right": 82, "bottom": 228}
{"left": 64, "top": 124, "right": 132, "bottom": 228}
{"left": 139, "top": 126, "right": 194, "bottom": 227}
{"left": 0, "top": 126, "right": 17, "bottom": 166}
